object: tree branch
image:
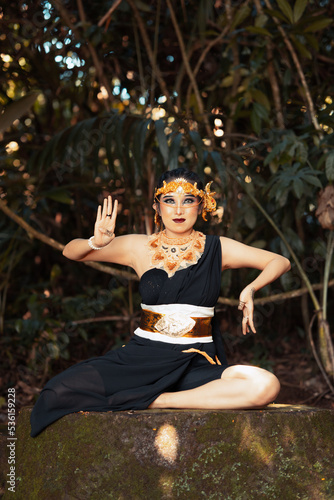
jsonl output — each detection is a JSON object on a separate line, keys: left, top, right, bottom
{"left": 132, "top": 18, "right": 146, "bottom": 101}
{"left": 127, "top": 0, "right": 172, "bottom": 109}
{"left": 166, "top": 0, "right": 214, "bottom": 143}
{"left": 185, "top": 25, "right": 231, "bottom": 113}
{"left": 2, "top": 197, "right": 332, "bottom": 305}
{"left": 253, "top": 0, "right": 284, "bottom": 129}
{"left": 98, "top": 0, "right": 124, "bottom": 28}
{"left": 52, "top": 0, "right": 113, "bottom": 110}
{"left": 263, "top": 0, "right": 321, "bottom": 132}
{"left": 76, "top": 0, "right": 113, "bottom": 109}
{"left": 0, "top": 199, "right": 138, "bottom": 281}
{"left": 224, "top": 0, "right": 243, "bottom": 151}
{"left": 218, "top": 279, "right": 334, "bottom": 307}
{"left": 150, "top": 0, "right": 162, "bottom": 109}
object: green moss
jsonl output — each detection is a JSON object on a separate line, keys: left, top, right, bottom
{"left": 3, "top": 406, "right": 333, "bottom": 500}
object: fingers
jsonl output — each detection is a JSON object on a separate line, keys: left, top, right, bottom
{"left": 96, "top": 204, "right": 102, "bottom": 222}
{"left": 101, "top": 197, "right": 108, "bottom": 219}
{"left": 101, "top": 195, "right": 115, "bottom": 220}
{"left": 95, "top": 195, "right": 117, "bottom": 241}
{"left": 248, "top": 314, "right": 256, "bottom": 334}
{"left": 239, "top": 287, "right": 256, "bottom": 335}
{"left": 242, "top": 314, "right": 249, "bottom": 336}
{"left": 242, "top": 313, "right": 256, "bottom": 335}
{"left": 110, "top": 199, "right": 118, "bottom": 227}
{"left": 240, "top": 306, "right": 256, "bottom": 335}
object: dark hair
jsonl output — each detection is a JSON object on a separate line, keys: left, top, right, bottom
{"left": 156, "top": 168, "right": 204, "bottom": 191}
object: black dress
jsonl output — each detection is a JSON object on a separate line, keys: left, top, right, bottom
{"left": 30, "top": 235, "right": 227, "bottom": 437}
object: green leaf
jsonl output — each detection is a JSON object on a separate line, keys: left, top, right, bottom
{"left": 133, "top": 119, "right": 151, "bottom": 171}
{"left": 90, "top": 117, "right": 102, "bottom": 176}
{"left": 251, "top": 240, "right": 267, "bottom": 249}
{"left": 304, "top": 34, "right": 319, "bottom": 51}
{"left": 134, "top": 0, "right": 152, "bottom": 12}
{"left": 285, "top": 227, "right": 304, "bottom": 253}
{"left": 250, "top": 108, "right": 261, "bottom": 135}
{"left": 244, "top": 208, "right": 257, "bottom": 229}
{"left": 155, "top": 119, "right": 169, "bottom": 167}
{"left": 189, "top": 130, "right": 204, "bottom": 167}
{"left": 221, "top": 75, "right": 234, "bottom": 88}
{"left": 0, "top": 91, "right": 41, "bottom": 133}
{"left": 290, "top": 35, "right": 312, "bottom": 60}
{"left": 40, "top": 188, "right": 72, "bottom": 204}
{"left": 245, "top": 26, "right": 272, "bottom": 37}
{"left": 123, "top": 119, "right": 137, "bottom": 183}
{"left": 283, "top": 69, "right": 292, "bottom": 86}
{"left": 325, "top": 152, "right": 334, "bottom": 181}
{"left": 230, "top": 4, "right": 251, "bottom": 30}
{"left": 168, "top": 133, "right": 182, "bottom": 170}
{"left": 253, "top": 102, "right": 269, "bottom": 121}
{"left": 254, "top": 14, "right": 269, "bottom": 28}
{"left": 304, "top": 18, "right": 333, "bottom": 32}
{"left": 115, "top": 113, "right": 127, "bottom": 161}
{"left": 276, "top": 0, "right": 294, "bottom": 23}
{"left": 264, "top": 140, "right": 288, "bottom": 166}
{"left": 209, "top": 151, "right": 227, "bottom": 184}
{"left": 265, "top": 8, "right": 290, "bottom": 23}
{"left": 302, "top": 174, "right": 322, "bottom": 188}
{"left": 293, "top": 178, "right": 304, "bottom": 198}
{"left": 250, "top": 89, "right": 271, "bottom": 111}
{"left": 293, "top": 0, "right": 308, "bottom": 23}
{"left": 104, "top": 129, "right": 115, "bottom": 172}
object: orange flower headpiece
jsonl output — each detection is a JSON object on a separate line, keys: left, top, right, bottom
{"left": 154, "top": 177, "right": 216, "bottom": 221}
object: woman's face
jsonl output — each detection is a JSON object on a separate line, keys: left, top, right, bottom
{"left": 155, "top": 191, "right": 202, "bottom": 237}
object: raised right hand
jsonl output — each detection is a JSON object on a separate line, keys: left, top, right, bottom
{"left": 93, "top": 195, "right": 118, "bottom": 247}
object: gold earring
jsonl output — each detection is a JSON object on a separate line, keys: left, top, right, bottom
{"left": 154, "top": 211, "right": 161, "bottom": 229}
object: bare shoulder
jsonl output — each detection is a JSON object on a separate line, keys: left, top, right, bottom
{"left": 219, "top": 236, "right": 288, "bottom": 270}
{"left": 219, "top": 236, "right": 243, "bottom": 267}
{"left": 112, "top": 233, "right": 149, "bottom": 259}
{"left": 121, "top": 233, "right": 152, "bottom": 276}
{"left": 219, "top": 236, "right": 242, "bottom": 252}
{"left": 118, "top": 233, "right": 149, "bottom": 246}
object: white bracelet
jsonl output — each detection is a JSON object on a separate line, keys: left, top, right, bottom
{"left": 88, "top": 236, "right": 103, "bottom": 250}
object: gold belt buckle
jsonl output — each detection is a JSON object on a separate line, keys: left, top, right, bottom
{"left": 154, "top": 313, "right": 196, "bottom": 337}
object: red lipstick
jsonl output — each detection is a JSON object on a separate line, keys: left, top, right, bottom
{"left": 173, "top": 218, "right": 185, "bottom": 223}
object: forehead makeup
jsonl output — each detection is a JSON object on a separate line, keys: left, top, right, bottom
{"left": 160, "top": 192, "right": 200, "bottom": 206}
{"left": 154, "top": 177, "right": 217, "bottom": 221}
{"left": 161, "top": 193, "right": 196, "bottom": 199}
{"left": 155, "top": 178, "right": 202, "bottom": 198}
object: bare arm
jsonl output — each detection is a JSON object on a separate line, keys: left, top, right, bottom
{"left": 62, "top": 195, "right": 148, "bottom": 271}
{"left": 62, "top": 234, "right": 142, "bottom": 267}
{"left": 220, "top": 236, "right": 291, "bottom": 335}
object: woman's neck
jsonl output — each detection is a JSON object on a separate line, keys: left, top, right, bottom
{"left": 163, "top": 228, "right": 194, "bottom": 239}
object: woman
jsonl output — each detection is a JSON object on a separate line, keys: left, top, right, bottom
{"left": 30, "top": 168, "right": 290, "bottom": 437}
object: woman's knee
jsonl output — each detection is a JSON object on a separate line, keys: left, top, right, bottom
{"left": 251, "top": 370, "right": 280, "bottom": 406}
{"left": 222, "top": 364, "right": 280, "bottom": 406}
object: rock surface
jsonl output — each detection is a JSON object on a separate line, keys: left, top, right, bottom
{"left": 1, "top": 405, "right": 334, "bottom": 499}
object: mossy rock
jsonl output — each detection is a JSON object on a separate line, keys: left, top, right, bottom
{"left": 1, "top": 405, "right": 334, "bottom": 499}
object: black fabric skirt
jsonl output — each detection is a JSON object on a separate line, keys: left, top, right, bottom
{"left": 30, "top": 335, "right": 227, "bottom": 437}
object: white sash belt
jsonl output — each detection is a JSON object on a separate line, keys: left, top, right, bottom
{"left": 134, "top": 303, "right": 214, "bottom": 344}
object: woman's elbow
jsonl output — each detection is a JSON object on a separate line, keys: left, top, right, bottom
{"left": 62, "top": 245, "right": 74, "bottom": 260}
{"left": 282, "top": 256, "right": 291, "bottom": 272}
{"left": 62, "top": 247, "right": 70, "bottom": 259}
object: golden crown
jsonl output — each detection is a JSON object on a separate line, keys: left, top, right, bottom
{"left": 154, "top": 177, "right": 216, "bottom": 221}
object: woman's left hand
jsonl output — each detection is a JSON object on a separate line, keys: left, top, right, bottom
{"left": 238, "top": 285, "right": 256, "bottom": 335}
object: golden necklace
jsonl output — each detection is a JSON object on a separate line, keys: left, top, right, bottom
{"left": 147, "top": 230, "right": 206, "bottom": 277}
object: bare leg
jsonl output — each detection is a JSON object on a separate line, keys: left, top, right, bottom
{"left": 148, "top": 364, "right": 280, "bottom": 410}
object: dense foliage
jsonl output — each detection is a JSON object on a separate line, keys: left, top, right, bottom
{"left": 0, "top": 0, "right": 333, "bottom": 404}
